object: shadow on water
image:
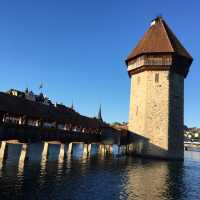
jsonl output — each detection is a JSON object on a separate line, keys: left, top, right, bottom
{"left": 0, "top": 144, "right": 200, "bottom": 200}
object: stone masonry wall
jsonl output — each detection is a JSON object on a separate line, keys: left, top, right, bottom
{"left": 128, "top": 69, "right": 184, "bottom": 159}
{"left": 128, "top": 71, "right": 147, "bottom": 138}
{"left": 145, "top": 71, "right": 170, "bottom": 157}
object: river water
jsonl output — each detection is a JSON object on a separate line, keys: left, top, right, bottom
{"left": 0, "top": 143, "right": 200, "bottom": 200}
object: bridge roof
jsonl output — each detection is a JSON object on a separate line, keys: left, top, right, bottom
{"left": 0, "top": 92, "right": 106, "bottom": 129}
{"left": 126, "top": 17, "right": 193, "bottom": 63}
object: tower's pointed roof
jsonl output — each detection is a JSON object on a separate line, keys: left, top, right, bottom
{"left": 126, "top": 17, "right": 192, "bottom": 63}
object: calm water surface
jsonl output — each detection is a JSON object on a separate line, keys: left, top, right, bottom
{"left": 0, "top": 143, "right": 200, "bottom": 200}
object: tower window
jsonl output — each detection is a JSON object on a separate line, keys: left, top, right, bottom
{"left": 155, "top": 73, "right": 159, "bottom": 83}
{"left": 136, "top": 106, "right": 138, "bottom": 116}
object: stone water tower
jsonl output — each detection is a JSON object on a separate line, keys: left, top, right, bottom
{"left": 126, "top": 17, "right": 193, "bottom": 160}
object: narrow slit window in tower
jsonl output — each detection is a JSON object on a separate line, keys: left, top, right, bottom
{"left": 136, "top": 106, "right": 138, "bottom": 116}
{"left": 155, "top": 73, "right": 159, "bottom": 83}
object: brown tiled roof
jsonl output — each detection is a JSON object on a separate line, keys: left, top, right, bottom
{"left": 126, "top": 17, "right": 193, "bottom": 62}
{"left": 112, "top": 124, "right": 128, "bottom": 131}
{"left": 0, "top": 92, "right": 106, "bottom": 129}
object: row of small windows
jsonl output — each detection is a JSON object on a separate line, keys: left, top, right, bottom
{"left": 130, "top": 55, "right": 172, "bottom": 68}
{"left": 137, "top": 73, "right": 159, "bottom": 84}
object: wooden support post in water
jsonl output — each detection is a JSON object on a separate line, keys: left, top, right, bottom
{"left": 104, "top": 145, "right": 108, "bottom": 154}
{"left": 98, "top": 144, "right": 102, "bottom": 154}
{"left": 57, "top": 143, "right": 65, "bottom": 175}
{"left": 102, "top": 145, "right": 106, "bottom": 155}
{"left": 126, "top": 145, "right": 129, "bottom": 154}
{"left": 98, "top": 144, "right": 104, "bottom": 155}
{"left": 18, "top": 143, "right": 28, "bottom": 174}
{"left": 88, "top": 144, "right": 91, "bottom": 155}
{"left": 67, "top": 143, "right": 73, "bottom": 155}
{"left": 40, "top": 142, "right": 49, "bottom": 176}
{"left": 109, "top": 145, "right": 113, "bottom": 154}
{"left": 128, "top": 143, "right": 134, "bottom": 154}
{"left": 19, "top": 143, "right": 28, "bottom": 163}
{"left": 0, "top": 141, "right": 7, "bottom": 160}
{"left": 99, "top": 144, "right": 103, "bottom": 155}
{"left": 0, "top": 141, "right": 7, "bottom": 173}
{"left": 83, "top": 144, "right": 88, "bottom": 156}
{"left": 125, "top": 145, "right": 127, "bottom": 154}
{"left": 58, "top": 143, "right": 65, "bottom": 161}
{"left": 83, "top": 144, "right": 92, "bottom": 157}
{"left": 41, "top": 142, "right": 49, "bottom": 160}
{"left": 105, "top": 145, "right": 110, "bottom": 154}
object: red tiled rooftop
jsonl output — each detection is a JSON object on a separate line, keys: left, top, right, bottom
{"left": 126, "top": 17, "right": 193, "bottom": 63}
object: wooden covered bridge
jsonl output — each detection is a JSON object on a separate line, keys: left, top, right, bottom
{"left": 0, "top": 91, "right": 128, "bottom": 144}
{"left": 0, "top": 91, "right": 132, "bottom": 166}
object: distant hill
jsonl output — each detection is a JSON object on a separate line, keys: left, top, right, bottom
{"left": 184, "top": 126, "right": 200, "bottom": 141}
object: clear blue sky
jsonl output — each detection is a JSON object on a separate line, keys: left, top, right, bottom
{"left": 0, "top": 0, "right": 199, "bottom": 127}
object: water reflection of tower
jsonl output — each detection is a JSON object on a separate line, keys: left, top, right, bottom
{"left": 56, "top": 144, "right": 65, "bottom": 182}
{"left": 124, "top": 160, "right": 184, "bottom": 200}
{"left": 165, "top": 162, "right": 185, "bottom": 200}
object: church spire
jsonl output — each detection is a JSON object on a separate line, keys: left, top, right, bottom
{"left": 97, "top": 105, "right": 103, "bottom": 122}
{"left": 71, "top": 101, "right": 74, "bottom": 110}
